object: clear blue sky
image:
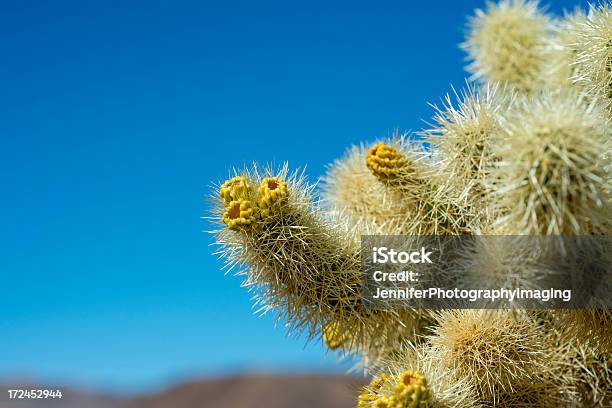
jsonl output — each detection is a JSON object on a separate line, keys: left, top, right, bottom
{"left": 0, "top": 0, "right": 580, "bottom": 393}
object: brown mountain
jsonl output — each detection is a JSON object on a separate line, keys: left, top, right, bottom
{"left": 1, "top": 374, "right": 365, "bottom": 408}
{"left": 121, "top": 374, "right": 365, "bottom": 408}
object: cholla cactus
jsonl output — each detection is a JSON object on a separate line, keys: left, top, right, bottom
{"left": 462, "top": 0, "right": 554, "bottom": 92}
{"left": 569, "top": 344, "right": 612, "bottom": 405}
{"left": 490, "top": 90, "right": 610, "bottom": 235}
{"left": 209, "top": 1, "right": 612, "bottom": 407}
{"left": 556, "top": 309, "right": 612, "bottom": 355}
{"left": 571, "top": 3, "right": 612, "bottom": 114}
{"left": 420, "top": 84, "right": 513, "bottom": 232}
{"left": 322, "top": 138, "right": 422, "bottom": 234}
{"left": 371, "top": 344, "right": 482, "bottom": 408}
{"left": 427, "top": 310, "right": 547, "bottom": 402}
{"left": 213, "top": 165, "right": 428, "bottom": 359}
{"left": 543, "top": 8, "right": 587, "bottom": 89}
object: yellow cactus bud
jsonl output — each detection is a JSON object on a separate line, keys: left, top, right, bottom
{"left": 373, "top": 396, "right": 394, "bottom": 408}
{"left": 357, "top": 373, "right": 389, "bottom": 407}
{"left": 219, "top": 176, "right": 254, "bottom": 205}
{"left": 369, "top": 373, "right": 387, "bottom": 391}
{"left": 365, "top": 143, "right": 410, "bottom": 183}
{"left": 357, "top": 390, "right": 377, "bottom": 407}
{"left": 322, "top": 321, "right": 349, "bottom": 350}
{"left": 393, "top": 371, "right": 429, "bottom": 408}
{"left": 222, "top": 199, "right": 257, "bottom": 230}
{"left": 257, "top": 177, "right": 289, "bottom": 217}
{"left": 357, "top": 371, "right": 430, "bottom": 408}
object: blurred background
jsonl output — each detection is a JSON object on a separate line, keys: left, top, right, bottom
{"left": 0, "top": 0, "right": 580, "bottom": 406}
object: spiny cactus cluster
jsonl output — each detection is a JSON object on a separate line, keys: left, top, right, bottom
{"left": 210, "top": 1, "right": 611, "bottom": 406}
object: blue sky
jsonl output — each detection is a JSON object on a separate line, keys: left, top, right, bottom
{"left": 0, "top": 0, "right": 581, "bottom": 393}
